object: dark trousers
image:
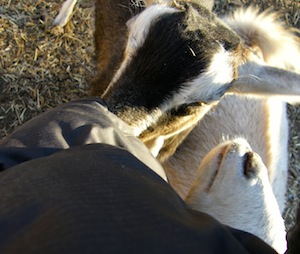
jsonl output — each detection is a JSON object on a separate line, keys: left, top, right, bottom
{"left": 0, "top": 99, "right": 281, "bottom": 253}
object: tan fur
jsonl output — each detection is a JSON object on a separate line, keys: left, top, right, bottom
{"left": 223, "top": 7, "right": 300, "bottom": 71}
{"left": 140, "top": 102, "right": 216, "bottom": 161}
{"left": 91, "top": 0, "right": 146, "bottom": 96}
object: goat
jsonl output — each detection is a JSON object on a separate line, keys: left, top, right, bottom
{"left": 185, "top": 138, "right": 287, "bottom": 253}
{"left": 101, "top": 1, "right": 242, "bottom": 144}
{"left": 54, "top": 0, "right": 213, "bottom": 156}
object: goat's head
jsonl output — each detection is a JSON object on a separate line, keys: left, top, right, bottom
{"left": 185, "top": 138, "right": 287, "bottom": 253}
{"left": 102, "top": 1, "right": 244, "bottom": 136}
{"left": 98, "top": 1, "right": 300, "bottom": 161}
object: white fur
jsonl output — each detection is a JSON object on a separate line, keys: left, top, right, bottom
{"left": 144, "top": 0, "right": 215, "bottom": 10}
{"left": 165, "top": 94, "right": 289, "bottom": 212}
{"left": 144, "top": 0, "right": 171, "bottom": 5}
{"left": 53, "top": 0, "right": 77, "bottom": 27}
{"left": 168, "top": 45, "right": 234, "bottom": 108}
{"left": 144, "top": 136, "right": 165, "bottom": 157}
{"left": 185, "top": 139, "right": 287, "bottom": 253}
{"left": 223, "top": 7, "right": 300, "bottom": 72}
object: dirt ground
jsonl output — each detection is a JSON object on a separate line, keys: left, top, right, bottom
{"left": 1, "top": 0, "right": 300, "bottom": 230}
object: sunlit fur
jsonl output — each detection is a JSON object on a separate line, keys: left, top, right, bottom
{"left": 164, "top": 95, "right": 288, "bottom": 213}
{"left": 185, "top": 139, "right": 287, "bottom": 254}
{"left": 226, "top": 8, "right": 300, "bottom": 103}
{"left": 144, "top": 0, "right": 215, "bottom": 11}
{"left": 223, "top": 7, "right": 300, "bottom": 72}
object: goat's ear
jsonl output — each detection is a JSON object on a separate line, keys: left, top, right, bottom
{"left": 229, "top": 61, "right": 300, "bottom": 103}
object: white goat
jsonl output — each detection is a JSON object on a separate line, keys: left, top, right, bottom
{"left": 185, "top": 138, "right": 287, "bottom": 253}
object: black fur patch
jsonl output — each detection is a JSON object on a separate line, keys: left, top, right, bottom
{"left": 104, "top": 2, "right": 240, "bottom": 115}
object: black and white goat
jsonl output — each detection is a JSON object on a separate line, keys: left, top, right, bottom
{"left": 102, "top": 1, "right": 241, "bottom": 144}
{"left": 55, "top": 0, "right": 243, "bottom": 144}
{"left": 99, "top": 1, "right": 300, "bottom": 162}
